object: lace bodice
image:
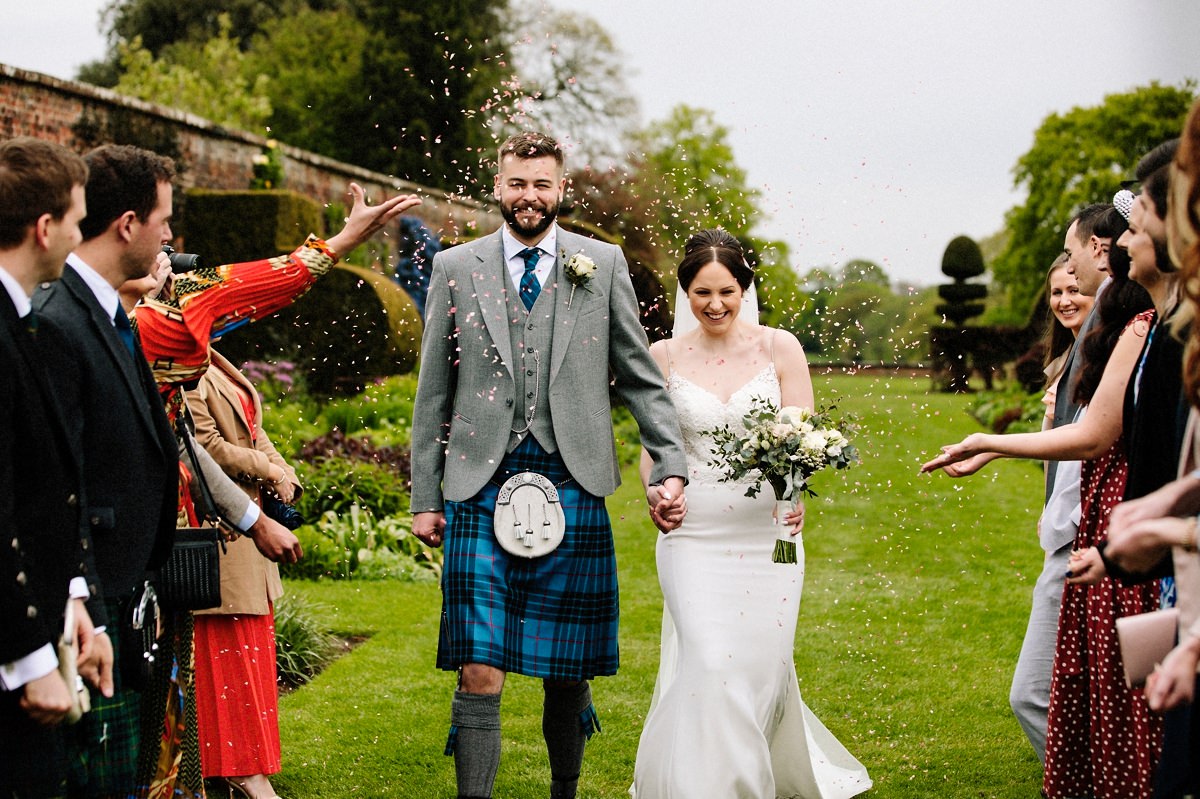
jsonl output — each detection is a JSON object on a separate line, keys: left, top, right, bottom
{"left": 668, "top": 364, "right": 781, "bottom": 485}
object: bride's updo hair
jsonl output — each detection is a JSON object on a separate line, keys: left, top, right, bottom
{"left": 678, "top": 229, "right": 755, "bottom": 291}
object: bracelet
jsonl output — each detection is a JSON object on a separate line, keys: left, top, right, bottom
{"left": 1184, "top": 517, "right": 1200, "bottom": 553}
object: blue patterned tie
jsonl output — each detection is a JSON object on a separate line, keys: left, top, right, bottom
{"left": 113, "top": 305, "right": 137, "bottom": 360}
{"left": 518, "top": 247, "right": 541, "bottom": 310}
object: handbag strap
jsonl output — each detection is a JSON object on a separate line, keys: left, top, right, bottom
{"left": 175, "top": 405, "right": 228, "bottom": 553}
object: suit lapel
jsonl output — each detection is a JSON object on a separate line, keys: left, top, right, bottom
{"left": 549, "top": 229, "right": 585, "bottom": 383}
{"left": 60, "top": 268, "right": 165, "bottom": 450}
{"left": 471, "top": 230, "right": 515, "bottom": 374}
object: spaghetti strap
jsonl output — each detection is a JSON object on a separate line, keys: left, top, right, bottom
{"left": 767, "top": 328, "right": 777, "bottom": 369}
{"left": 664, "top": 339, "right": 675, "bottom": 374}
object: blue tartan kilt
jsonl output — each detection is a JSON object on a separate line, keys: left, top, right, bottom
{"left": 437, "top": 436, "right": 619, "bottom": 681}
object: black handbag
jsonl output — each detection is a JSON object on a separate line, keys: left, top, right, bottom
{"left": 157, "top": 526, "right": 223, "bottom": 610}
{"left": 156, "top": 410, "right": 226, "bottom": 611}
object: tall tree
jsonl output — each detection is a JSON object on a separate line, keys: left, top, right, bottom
{"left": 991, "top": 82, "right": 1195, "bottom": 319}
{"left": 112, "top": 16, "right": 272, "bottom": 131}
{"left": 489, "top": 5, "right": 639, "bottom": 170}
{"left": 352, "top": 0, "right": 507, "bottom": 191}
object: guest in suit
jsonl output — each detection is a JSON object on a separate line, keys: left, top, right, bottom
{"left": 411, "top": 131, "right": 689, "bottom": 799}
{"left": 36, "top": 144, "right": 302, "bottom": 798}
{"left": 0, "top": 137, "right": 113, "bottom": 797}
{"left": 186, "top": 347, "right": 300, "bottom": 799}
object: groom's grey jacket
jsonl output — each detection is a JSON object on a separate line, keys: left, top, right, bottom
{"left": 410, "top": 226, "right": 687, "bottom": 512}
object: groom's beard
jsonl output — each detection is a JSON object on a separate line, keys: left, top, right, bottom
{"left": 501, "top": 198, "right": 559, "bottom": 241}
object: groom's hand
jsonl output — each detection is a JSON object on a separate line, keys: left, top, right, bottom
{"left": 413, "top": 511, "right": 446, "bottom": 548}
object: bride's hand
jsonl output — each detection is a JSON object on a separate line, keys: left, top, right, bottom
{"left": 777, "top": 501, "right": 805, "bottom": 536}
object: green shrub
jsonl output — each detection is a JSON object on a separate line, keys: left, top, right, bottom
{"left": 968, "top": 386, "right": 1046, "bottom": 433}
{"left": 279, "top": 524, "right": 341, "bottom": 581}
{"left": 274, "top": 594, "right": 339, "bottom": 688}
{"left": 294, "top": 505, "right": 441, "bottom": 581}
{"left": 293, "top": 457, "right": 410, "bottom": 521}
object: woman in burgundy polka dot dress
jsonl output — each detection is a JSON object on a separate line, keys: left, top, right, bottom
{"left": 923, "top": 212, "right": 1169, "bottom": 798}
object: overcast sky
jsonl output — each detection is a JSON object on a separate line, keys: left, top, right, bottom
{"left": 6, "top": 0, "right": 1200, "bottom": 286}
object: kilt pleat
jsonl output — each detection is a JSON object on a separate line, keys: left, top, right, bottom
{"left": 437, "top": 437, "right": 619, "bottom": 681}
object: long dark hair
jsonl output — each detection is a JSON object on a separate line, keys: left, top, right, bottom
{"left": 1073, "top": 207, "right": 1153, "bottom": 405}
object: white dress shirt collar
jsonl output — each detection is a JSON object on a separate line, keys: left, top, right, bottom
{"left": 0, "top": 265, "right": 32, "bottom": 318}
{"left": 66, "top": 252, "right": 121, "bottom": 323}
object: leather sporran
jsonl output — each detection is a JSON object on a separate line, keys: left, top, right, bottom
{"left": 493, "top": 472, "right": 566, "bottom": 558}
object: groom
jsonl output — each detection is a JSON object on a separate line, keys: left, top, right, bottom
{"left": 411, "top": 131, "right": 687, "bottom": 799}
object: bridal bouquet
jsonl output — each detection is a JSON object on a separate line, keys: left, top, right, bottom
{"left": 705, "top": 398, "right": 859, "bottom": 563}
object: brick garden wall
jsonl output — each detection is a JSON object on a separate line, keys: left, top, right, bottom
{"left": 0, "top": 63, "right": 504, "bottom": 249}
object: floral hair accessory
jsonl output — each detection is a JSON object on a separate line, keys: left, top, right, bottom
{"left": 1113, "top": 189, "right": 1135, "bottom": 222}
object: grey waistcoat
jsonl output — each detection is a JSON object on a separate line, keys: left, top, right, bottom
{"left": 508, "top": 265, "right": 559, "bottom": 453}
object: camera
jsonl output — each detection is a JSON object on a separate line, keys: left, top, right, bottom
{"left": 161, "top": 244, "right": 200, "bottom": 273}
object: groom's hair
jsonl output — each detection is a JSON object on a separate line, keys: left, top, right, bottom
{"left": 499, "top": 132, "right": 564, "bottom": 169}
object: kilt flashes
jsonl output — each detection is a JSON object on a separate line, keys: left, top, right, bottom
{"left": 437, "top": 436, "right": 619, "bottom": 681}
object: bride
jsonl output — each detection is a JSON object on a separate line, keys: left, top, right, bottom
{"left": 632, "top": 229, "right": 871, "bottom": 799}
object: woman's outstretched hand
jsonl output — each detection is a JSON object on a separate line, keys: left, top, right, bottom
{"left": 920, "top": 433, "right": 991, "bottom": 474}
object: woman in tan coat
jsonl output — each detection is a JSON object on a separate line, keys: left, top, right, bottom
{"left": 187, "top": 347, "right": 300, "bottom": 799}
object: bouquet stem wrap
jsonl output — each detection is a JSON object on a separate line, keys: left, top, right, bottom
{"left": 772, "top": 497, "right": 798, "bottom": 564}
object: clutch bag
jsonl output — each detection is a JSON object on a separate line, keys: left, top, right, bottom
{"left": 1115, "top": 607, "right": 1180, "bottom": 688}
{"left": 56, "top": 599, "right": 91, "bottom": 724}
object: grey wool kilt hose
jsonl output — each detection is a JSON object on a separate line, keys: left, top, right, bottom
{"left": 437, "top": 436, "right": 619, "bottom": 681}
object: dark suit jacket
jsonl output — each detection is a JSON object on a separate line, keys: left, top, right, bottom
{"left": 0, "top": 292, "right": 90, "bottom": 664}
{"left": 34, "top": 266, "right": 178, "bottom": 601}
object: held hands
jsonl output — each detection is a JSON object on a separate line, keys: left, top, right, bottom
{"left": 920, "top": 433, "right": 992, "bottom": 474}
{"left": 1065, "top": 546, "right": 1106, "bottom": 585}
{"left": 413, "top": 511, "right": 446, "bottom": 548}
{"left": 325, "top": 184, "right": 423, "bottom": 258}
{"left": 647, "top": 477, "right": 687, "bottom": 533}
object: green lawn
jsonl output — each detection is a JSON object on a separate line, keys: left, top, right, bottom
{"left": 275, "top": 373, "right": 1046, "bottom": 798}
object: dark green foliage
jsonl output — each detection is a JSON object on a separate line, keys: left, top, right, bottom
{"left": 292, "top": 457, "right": 409, "bottom": 522}
{"left": 279, "top": 525, "right": 342, "bottom": 581}
{"left": 937, "top": 283, "right": 987, "bottom": 303}
{"left": 940, "top": 235, "right": 985, "bottom": 280}
{"left": 991, "top": 82, "right": 1196, "bottom": 318}
{"left": 179, "top": 188, "right": 324, "bottom": 265}
{"left": 936, "top": 235, "right": 987, "bottom": 326}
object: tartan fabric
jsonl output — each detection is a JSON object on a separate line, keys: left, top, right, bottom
{"left": 437, "top": 437, "right": 619, "bottom": 681}
{"left": 66, "top": 599, "right": 142, "bottom": 797}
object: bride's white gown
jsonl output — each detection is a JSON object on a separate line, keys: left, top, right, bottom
{"left": 632, "top": 365, "right": 871, "bottom": 799}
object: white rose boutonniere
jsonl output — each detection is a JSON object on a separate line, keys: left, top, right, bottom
{"left": 561, "top": 249, "right": 596, "bottom": 309}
